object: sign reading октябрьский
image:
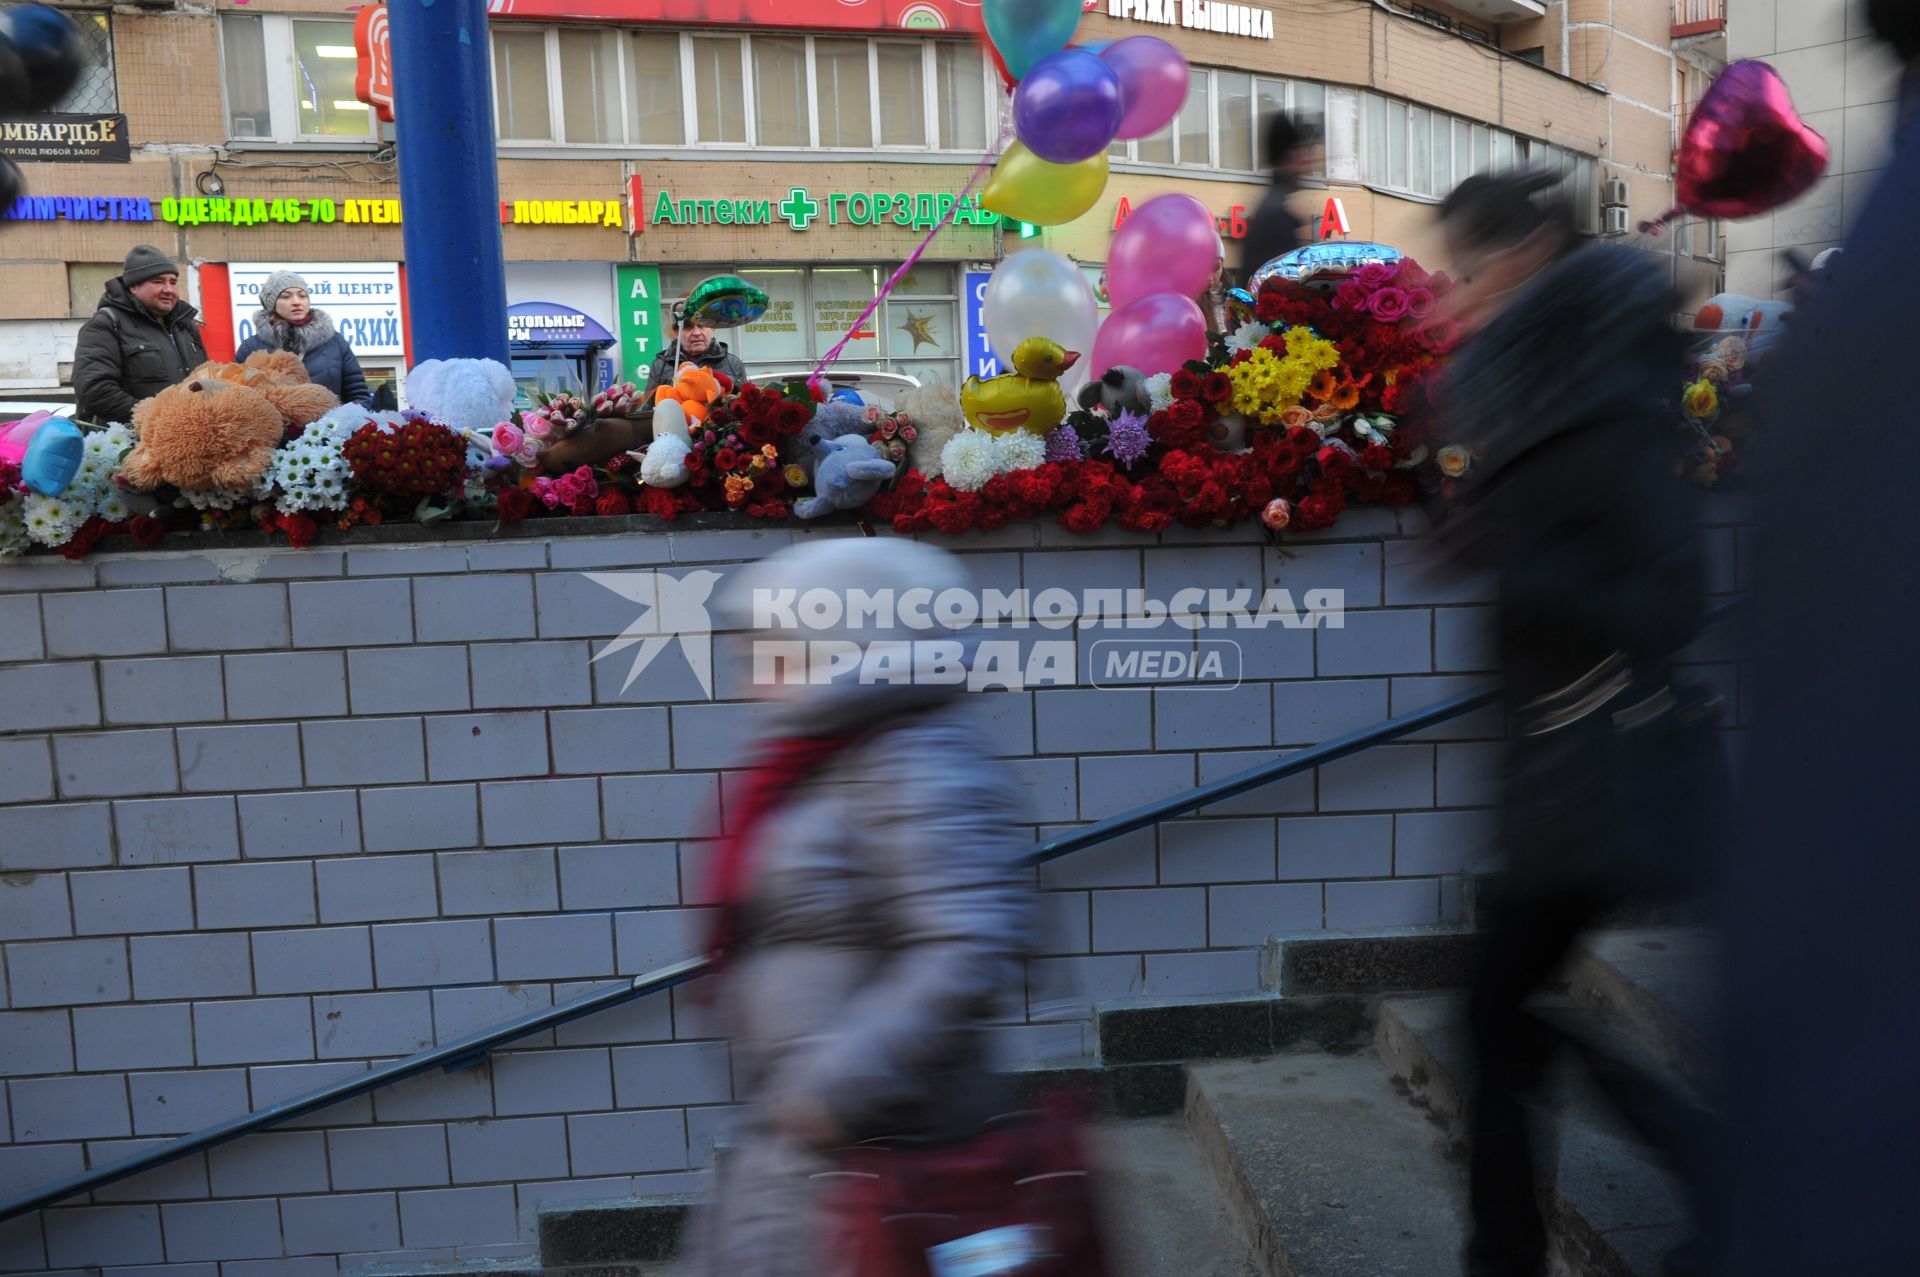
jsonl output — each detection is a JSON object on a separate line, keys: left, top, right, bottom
{"left": 0, "top": 113, "right": 131, "bottom": 163}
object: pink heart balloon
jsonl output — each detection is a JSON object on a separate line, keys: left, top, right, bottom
{"left": 1676, "top": 60, "right": 1830, "bottom": 220}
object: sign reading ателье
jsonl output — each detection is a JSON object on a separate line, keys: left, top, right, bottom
{"left": 0, "top": 113, "right": 131, "bottom": 163}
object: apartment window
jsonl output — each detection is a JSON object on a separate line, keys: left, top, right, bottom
{"left": 628, "top": 33, "right": 684, "bottom": 145}
{"left": 1359, "top": 92, "right": 1596, "bottom": 218}
{"left": 53, "top": 13, "right": 116, "bottom": 113}
{"left": 1215, "top": 71, "right": 1254, "bottom": 173}
{"left": 218, "top": 14, "right": 377, "bottom": 143}
{"left": 935, "top": 44, "right": 986, "bottom": 152}
{"left": 1177, "top": 76, "right": 1210, "bottom": 168}
{"left": 492, "top": 28, "right": 552, "bottom": 140}
{"left": 876, "top": 43, "right": 927, "bottom": 147}
{"left": 753, "top": 37, "right": 810, "bottom": 148}
{"left": 559, "top": 29, "right": 623, "bottom": 144}
{"left": 691, "top": 36, "right": 749, "bottom": 144}
{"left": 815, "top": 39, "right": 873, "bottom": 148}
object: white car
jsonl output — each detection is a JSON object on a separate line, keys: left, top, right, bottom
{"left": 0, "top": 399, "right": 81, "bottom": 425}
{"left": 745, "top": 367, "right": 921, "bottom": 412}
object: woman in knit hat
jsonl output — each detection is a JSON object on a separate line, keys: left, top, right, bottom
{"left": 234, "top": 270, "right": 372, "bottom": 406}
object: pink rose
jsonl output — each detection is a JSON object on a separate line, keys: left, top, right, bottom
{"left": 1334, "top": 280, "right": 1369, "bottom": 311}
{"left": 900, "top": 425, "right": 918, "bottom": 442}
{"left": 492, "top": 423, "right": 525, "bottom": 455}
{"left": 527, "top": 417, "right": 554, "bottom": 440}
{"left": 1406, "top": 289, "right": 1437, "bottom": 321}
{"left": 1427, "top": 270, "right": 1454, "bottom": 296}
{"left": 862, "top": 404, "right": 884, "bottom": 425}
{"left": 1357, "top": 263, "right": 1395, "bottom": 288}
{"left": 516, "top": 444, "right": 542, "bottom": 468}
{"left": 1368, "top": 287, "right": 1411, "bottom": 323}
{"left": 880, "top": 419, "right": 898, "bottom": 439}
{"left": 1397, "top": 262, "right": 1431, "bottom": 290}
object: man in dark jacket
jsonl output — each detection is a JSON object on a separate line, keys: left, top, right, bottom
{"left": 642, "top": 302, "right": 745, "bottom": 399}
{"left": 73, "top": 245, "right": 207, "bottom": 425}
{"left": 1238, "top": 113, "right": 1323, "bottom": 283}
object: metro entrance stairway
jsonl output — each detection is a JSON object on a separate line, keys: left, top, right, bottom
{"left": 365, "top": 923, "right": 1715, "bottom": 1277}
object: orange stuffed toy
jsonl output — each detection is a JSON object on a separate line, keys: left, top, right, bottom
{"left": 120, "top": 353, "right": 339, "bottom": 493}
{"left": 652, "top": 363, "right": 725, "bottom": 424}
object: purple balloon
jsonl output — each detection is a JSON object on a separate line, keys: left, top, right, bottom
{"left": 1090, "top": 293, "right": 1209, "bottom": 380}
{"left": 1107, "top": 192, "right": 1223, "bottom": 312}
{"left": 1100, "top": 36, "right": 1189, "bottom": 141}
{"left": 1014, "top": 49, "right": 1124, "bottom": 166}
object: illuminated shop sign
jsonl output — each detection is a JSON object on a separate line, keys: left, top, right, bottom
{"left": 644, "top": 186, "right": 1001, "bottom": 232}
{"left": 485, "top": 0, "right": 986, "bottom": 33}
{"left": 1106, "top": 0, "right": 1275, "bottom": 40}
{"left": 0, "top": 113, "right": 131, "bottom": 163}
{"left": 508, "top": 301, "right": 616, "bottom": 343}
{"left": 1, "top": 194, "right": 621, "bottom": 228}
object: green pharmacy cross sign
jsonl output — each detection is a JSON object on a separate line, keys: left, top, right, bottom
{"left": 778, "top": 187, "right": 820, "bottom": 231}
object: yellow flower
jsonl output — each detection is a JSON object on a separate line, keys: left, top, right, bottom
{"left": 1228, "top": 328, "right": 1343, "bottom": 424}
{"left": 1682, "top": 379, "right": 1719, "bottom": 421}
{"left": 1437, "top": 444, "right": 1472, "bottom": 478}
{"left": 783, "top": 463, "right": 808, "bottom": 487}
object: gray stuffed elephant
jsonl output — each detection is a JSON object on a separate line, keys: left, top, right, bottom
{"left": 793, "top": 431, "right": 899, "bottom": 519}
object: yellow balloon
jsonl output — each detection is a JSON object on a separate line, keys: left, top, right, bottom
{"left": 980, "top": 144, "right": 1110, "bottom": 226}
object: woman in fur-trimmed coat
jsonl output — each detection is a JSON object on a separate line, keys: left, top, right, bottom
{"left": 234, "top": 270, "right": 371, "bottom": 407}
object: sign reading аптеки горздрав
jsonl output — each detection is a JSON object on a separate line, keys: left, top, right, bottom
{"left": 645, "top": 186, "right": 1003, "bottom": 232}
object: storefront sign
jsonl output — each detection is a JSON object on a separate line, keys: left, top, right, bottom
{"left": 1113, "top": 196, "right": 1247, "bottom": 240}
{"left": 1104, "top": 0, "right": 1274, "bottom": 40}
{"left": 500, "top": 199, "right": 626, "bottom": 228}
{"left": 646, "top": 186, "right": 1001, "bottom": 233}
{"left": 964, "top": 270, "right": 999, "bottom": 379}
{"left": 486, "top": 0, "right": 986, "bottom": 33}
{"left": 615, "top": 264, "right": 666, "bottom": 383}
{"left": 2, "top": 193, "right": 611, "bottom": 228}
{"left": 355, "top": 6, "right": 395, "bottom": 123}
{"left": 1319, "top": 197, "right": 1350, "bottom": 240}
{"left": 229, "top": 262, "right": 406, "bottom": 358}
{"left": 0, "top": 113, "right": 131, "bottom": 163}
{"left": 508, "top": 301, "right": 616, "bottom": 344}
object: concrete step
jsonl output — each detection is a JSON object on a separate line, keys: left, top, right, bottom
{"left": 1265, "top": 926, "right": 1480, "bottom": 997}
{"left": 1374, "top": 993, "right": 1696, "bottom": 1277}
{"left": 1095, "top": 992, "right": 1373, "bottom": 1066}
{"left": 1187, "top": 1051, "right": 1470, "bottom": 1277}
{"left": 1564, "top": 928, "right": 1717, "bottom": 1087}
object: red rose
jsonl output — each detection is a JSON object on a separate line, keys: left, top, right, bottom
{"left": 775, "top": 401, "right": 812, "bottom": 436}
{"left": 714, "top": 448, "right": 741, "bottom": 472}
{"left": 1286, "top": 426, "right": 1322, "bottom": 458}
{"left": 1170, "top": 369, "right": 1202, "bottom": 401}
{"left": 596, "top": 489, "right": 633, "bottom": 517}
{"left": 496, "top": 486, "right": 533, "bottom": 523}
{"left": 746, "top": 498, "right": 790, "bottom": 519}
{"left": 1295, "top": 492, "right": 1345, "bottom": 530}
{"left": 1201, "top": 372, "right": 1233, "bottom": 405}
{"left": 713, "top": 372, "right": 734, "bottom": 394}
{"left": 130, "top": 515, "right": 167, "bottom": 546}
{"left": 739, "top": 418, "right": 774, "bottom": 447}
{"left": 1361, "top": 444, "right": 1396, "bottom": 472}
{"left": 282, "top": 512, "right": 319, "bottom": 549}
{"left": 685, "top": 448, "right": 709, "bottom": 472}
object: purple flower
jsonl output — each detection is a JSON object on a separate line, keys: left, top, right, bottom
{"left": 1043, "top": 425, "right": 1082, "bottom": 465}
{"left": 1103, "top": 410, "right": 1150, "bottom": 468}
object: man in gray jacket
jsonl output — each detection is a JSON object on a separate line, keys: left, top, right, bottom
{"left": 72, "top": 245, "right": 208, "bottom": 424}
{"left": 641, "top": 302, "right": 745, "bottom": 399}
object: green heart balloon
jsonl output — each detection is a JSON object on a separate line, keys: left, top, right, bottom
{"left": 683, "top": 274, "right": 770, "bottom": 329}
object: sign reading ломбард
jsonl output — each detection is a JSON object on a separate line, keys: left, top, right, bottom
{"left": 0, "top": 113, "right": 131, "bottom": 163}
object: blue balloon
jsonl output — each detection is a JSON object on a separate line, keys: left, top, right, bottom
{"left": 21, "top": 417, "right": 83, "bottom": 496}
{"left": 1013, "top": 49, "right": 1123, "bottom": 165}
{"left": 983, "top": 0, "right": 1085, "bottom": 83}
{"left": 1251, "top": 241, "right": 1407, "bottom": 289}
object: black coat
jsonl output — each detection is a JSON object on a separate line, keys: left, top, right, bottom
{"left": 643, "top": 339, "right": 745, "bottom": 400}
{"left": 73, "top": 278, "right": 209, "bottom": 425}
{"left": 1238, "top": 179, "right": 1306, "bottom": 281}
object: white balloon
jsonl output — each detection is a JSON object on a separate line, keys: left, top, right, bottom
{"left": 651, "top": 398, "right": 690, "bottom": 443}
{"left": 983, "top": 248, "right": 1099, "bottom": 401}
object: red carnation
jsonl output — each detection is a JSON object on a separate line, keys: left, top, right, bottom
{"left": 1170, "top": 369, "right": 1202, "bottom": 401}
{"left": 1361, "top": 444, "right": 1396, "bottom": 472}
{"left": 1285, "top": 426, "right": 1322, "bottom": 458}
{"left": 1117, "top": 480, "right": 1178, "bottom": 533}
{"left": 129, "top": 514, "right": 167, "bottom": 546}
{"left": 746, "top": 498, "right": 790, "bottom": 519}
{"left": 929, "top": 494, "right": 980, "bottom": 535}
{"left": 496, "top": 486, "right": 534, "bottom": 523}
{"left": 1059, "top": 497, "right": 1112, "bottom": 534}
{"left": 596, "top": 489, "right": 633, "bottom": 517}
{"left": 1295, "top": 492, "right": 1345, "bottom": 530}
{"left": 1201, "top": 372, "right": 1233, "bottom": 405}
{"left": 281, "top": 512, "right": 318, "bottom": 549}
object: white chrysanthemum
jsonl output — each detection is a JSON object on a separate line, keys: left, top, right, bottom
{"left": 21, "top": 493, "right": 86, "bottom": 547}
{"left": 266, "top": 427, "right": 353, "bottom": 515}
{"left": 97, "top": 492, "right": 133, "bottom": 523}
{"left": 996, "top": 431, "right": 1047, "bottom": 474}
{"left": 0, "top": 509, "right": 26, "bottom": 557}
{"left": 1144, "top": 372, "right": 1175, "bottom": 415}
{"left": 1225, "top": 321, "right": 1272, "bottom": 355}
{"left": 939, "top": 429, "right": 1000, "bottom": 493}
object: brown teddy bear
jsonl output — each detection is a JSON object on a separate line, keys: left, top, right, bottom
{"left": 121, "top": 352, "right": 340, "bottom": 493}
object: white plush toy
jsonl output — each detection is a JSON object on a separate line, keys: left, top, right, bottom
{"left": 640, "top": 434, "right": 691, "bottom": 487}
{"left": 404, "top": 359, "right": 516, "bottom": 435}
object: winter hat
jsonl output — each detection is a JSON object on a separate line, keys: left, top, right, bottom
{"left": 259, "top": 271, "right": 310, "bottom": 312}
{"left": 121, "top": 244, "right": 178, "bottom": 288}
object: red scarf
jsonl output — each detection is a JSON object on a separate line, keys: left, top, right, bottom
{"left": 702, "top": 729, "right": 874, "bottom": 966}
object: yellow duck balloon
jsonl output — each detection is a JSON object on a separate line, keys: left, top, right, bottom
{"left": 961, "top": 337, "right": 1081, "bottom": 436}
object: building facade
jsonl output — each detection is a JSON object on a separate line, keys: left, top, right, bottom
{"left": 1723, "top": 0, "right": 1904, "bottom": 299}
{"left": 0, "top": 0, "right": 1719, "bottom": 403}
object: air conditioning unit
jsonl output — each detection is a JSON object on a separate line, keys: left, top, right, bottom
{"left": 1603, "top": 205, "right": 1631, "bottom": 236}
{"left": 1602, "top": 178, "right": 1630, "bottom": 208}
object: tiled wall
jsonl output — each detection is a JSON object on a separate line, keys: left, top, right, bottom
{"left": 0, "top": 510, "right": 1747, "bottom": 1273}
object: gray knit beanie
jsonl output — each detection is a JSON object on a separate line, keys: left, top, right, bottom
{"left": 121, "top": 244, "right": 178, "bottom": 288}
{"left": 258, "top": 271, "right": 310, "bottom": 313}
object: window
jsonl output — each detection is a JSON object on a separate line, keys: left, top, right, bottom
{"left": 876, "top": 43, "right": 927, "bottom": 147}
{"left": 1357, "top": 91, "right": 1597, "bottom": 215}
{"left": 53, "top": 13, "right": 116, "bottom": 114}
{"left": 628, "top": 33, "right": 684, "bottom": 145}
{"left": 1409, "top": 107, "right": 1431, "bottom": 195}
{"left": 218, "top": 14, "right": 379, "bottom": 143}
{"left": 691, "top": 36, "right": 748, "bottom": 144}
{"left": 559, "top": 29, "right": 622, "bottom": 144}
{"left": 1215, "top": 71, "right": 1254, "bottom": 173}
{"left": 815, "top": 39, "right": 872, "bottom": 148}
{"left": 753, "top": 37, "right": 809, "bottom": 148}
{"left": 935, "top": 44, "right": 986, "bottom": 152}
{"left": 67, "top": 263, "right": 119, "bottom": 320}
{"left": 493, "top": 28, "right": 552, "bottom": 140}
{"left": 1177, "top": 75, "right": 1210, "bottom": 168}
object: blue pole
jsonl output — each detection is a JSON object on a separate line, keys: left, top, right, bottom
{"left": 387, "top": 0, "right": 509, "bottom": 366}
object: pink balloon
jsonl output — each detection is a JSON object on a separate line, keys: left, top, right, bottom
{"left": 1100, "top": 36, "right": 1189, "bottom": 141}
{"left": 1090, "top": 293, "right": 1209, "bottom": 380}
{"left": 1676, "top": 59, "right": 1829, "bottom": 219}
{"left": 1107, "top": 193, "right": 1223, "bottom": 311}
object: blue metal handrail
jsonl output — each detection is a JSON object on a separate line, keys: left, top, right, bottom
{"left": 0, "top": 684, "right": 1503, "bottom": 1221}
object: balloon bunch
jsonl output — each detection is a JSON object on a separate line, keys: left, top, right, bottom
{"left": 0, "top": 6, "right": 86, "bottom": 211}
{"left": 979, "top": 0, "right": 1189, "bottom": 227}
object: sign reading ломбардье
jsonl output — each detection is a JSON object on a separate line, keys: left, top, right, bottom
{"left": 0, "top": 113, "right": 131, "bottom": 163}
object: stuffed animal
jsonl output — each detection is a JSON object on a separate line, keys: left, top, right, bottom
{"left": 653, "top": 363, "right": 725, "bottom": 425}
{"left": 792, "top": 432, "right": 898, "bottom": 520}
{"left": 1076, "top": 365, "right": 1151, "bottom": 419}
{"left": 122, "top": 367, "right": 292, "bottom": 492}
{"left": 798, "top": 400, "right": 869, "bottom": 454}
{"left": 405, "top": 358, "right": 515, "bottom": 435}
{"left": 195, "top": 351, "right": 341, "bottom": 433}
{"left": 1693, "top": 293, "right": 1792, "bottom": 357}
{"left": 896, "top": 380, "right": 965, "bottom": 478}
{"left": 640, "top": 434, "right": 691, "bottom": 488}
{"left": 960, "top": 337, "right": 1078, "bottom": 435}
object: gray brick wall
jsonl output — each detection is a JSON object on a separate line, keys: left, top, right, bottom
{"left": 0, "top": 508, "right": 1744, "bottom": 1272}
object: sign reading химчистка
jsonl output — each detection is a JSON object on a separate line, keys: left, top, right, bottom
{"left": 0, "top": 113, "right": 131, "bottom": 163}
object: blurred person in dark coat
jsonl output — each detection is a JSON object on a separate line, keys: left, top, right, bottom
{"left": 1432, "top": 171, "right": 1727, "bottom": 1277}
{"left": 1238, "top": 113, "right": 1323, "bottom": 283}
{"left": 1728, "top": 1, "right": 1920, "bottom": 1270}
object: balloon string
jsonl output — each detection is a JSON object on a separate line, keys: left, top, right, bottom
{"left": 809, "top": 127, "right": 1011, "bottom": 392}
{"left": 1638, "top": 207, "right": 1681, "bottom": 236}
